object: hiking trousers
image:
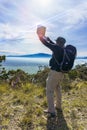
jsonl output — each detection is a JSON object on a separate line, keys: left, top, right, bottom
{"left": 46, "top": 70, "right": 64, "bottom": 113}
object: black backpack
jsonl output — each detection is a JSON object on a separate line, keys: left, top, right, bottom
{"left": 54, "top": 45, "right": 77, "bottom": 72}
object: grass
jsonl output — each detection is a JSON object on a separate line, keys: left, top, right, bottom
{"left": 0, "top": 81, "right": 87, "bottom": 130}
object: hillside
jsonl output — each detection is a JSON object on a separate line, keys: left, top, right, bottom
{"left": 7, "top": 53, "right": 51, "bottom": 58}
{"left": 0, "top": 81, "right": 87, "bottom": 130}
{"left": 0, "top": 64, "right": 87, "bottom": 130}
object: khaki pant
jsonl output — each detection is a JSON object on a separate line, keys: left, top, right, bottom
{"left": 46, "top": 70, "right": 64, "bottom": 113}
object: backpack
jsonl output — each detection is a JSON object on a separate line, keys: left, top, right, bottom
{"left": 54, "top": 45, "right": 77, "bottom": 72}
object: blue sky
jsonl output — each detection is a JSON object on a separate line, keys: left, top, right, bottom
{"left": 0, "top": 0, "right": 87, "bottom": 56}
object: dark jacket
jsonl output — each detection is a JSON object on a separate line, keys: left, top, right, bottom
{"left": 40, "top": 37, "right": 64, "bottom": 72}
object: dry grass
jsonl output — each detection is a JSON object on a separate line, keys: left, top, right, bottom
{"left": 0, "top": 81, "right": 87, "bottom": 130}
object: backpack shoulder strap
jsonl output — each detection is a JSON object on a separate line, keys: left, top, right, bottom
{"left": 53, "top": 54, "right": 60, "bottom": 65}
{"left": 53, "top": 48, "right": 70, "bottom": 66}
{"left": 53, "top": 49, "right": 65, "bottom": 66}
{"left": 65, "top": 49, "right": 70, "bottom": 61}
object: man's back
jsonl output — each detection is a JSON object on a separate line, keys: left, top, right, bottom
{"left": 39, "top": 36, "right": 64, "bottom": 71}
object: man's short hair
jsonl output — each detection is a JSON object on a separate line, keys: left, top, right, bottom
{"left": 55, "top": 37, "right": 66, "bottom": 46}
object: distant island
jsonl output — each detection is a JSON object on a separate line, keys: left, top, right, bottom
{"left": 7, "top": 53, "right": 51, "bottom": 58}
{"left": 7, "top": 53, "right": 87, "bottom": 59}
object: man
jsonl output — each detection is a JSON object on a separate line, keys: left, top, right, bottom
{"left": 38, "top": 35, "right": 66, "bottom": 117}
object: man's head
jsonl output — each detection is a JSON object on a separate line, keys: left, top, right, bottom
{"left": 55, "top": 37, "right": 66, "bottom": 47}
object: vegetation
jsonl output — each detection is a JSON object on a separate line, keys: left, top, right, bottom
{"left": 0, "top": 59, "right": 87, "bottom": 129}
{"left": 0, "top": 55, "right": 6, "bottom": 63}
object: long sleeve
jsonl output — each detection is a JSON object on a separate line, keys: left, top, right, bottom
{"left": 39, "top": 36, "right": 56, "bottom": 51}
{"left": 38, "top": 36, "right": 64, "bottom": 71}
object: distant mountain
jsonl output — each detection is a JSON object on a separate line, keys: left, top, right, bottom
{"left": 7, "top": 53, "right": 87, "bottom": 59}
{"left": 7, "top": 53, "right": 51, "bottom": 58}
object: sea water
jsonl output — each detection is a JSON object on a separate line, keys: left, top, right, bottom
{"left": 1, "top": 57, "right": 49, "bottom": 74}
{"left": 1, "top": 57, "right": 87, "bottom": 74}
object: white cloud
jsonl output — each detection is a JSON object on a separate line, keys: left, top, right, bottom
{"left": 0, "top": 0, "right": 87, "bottom": 56}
